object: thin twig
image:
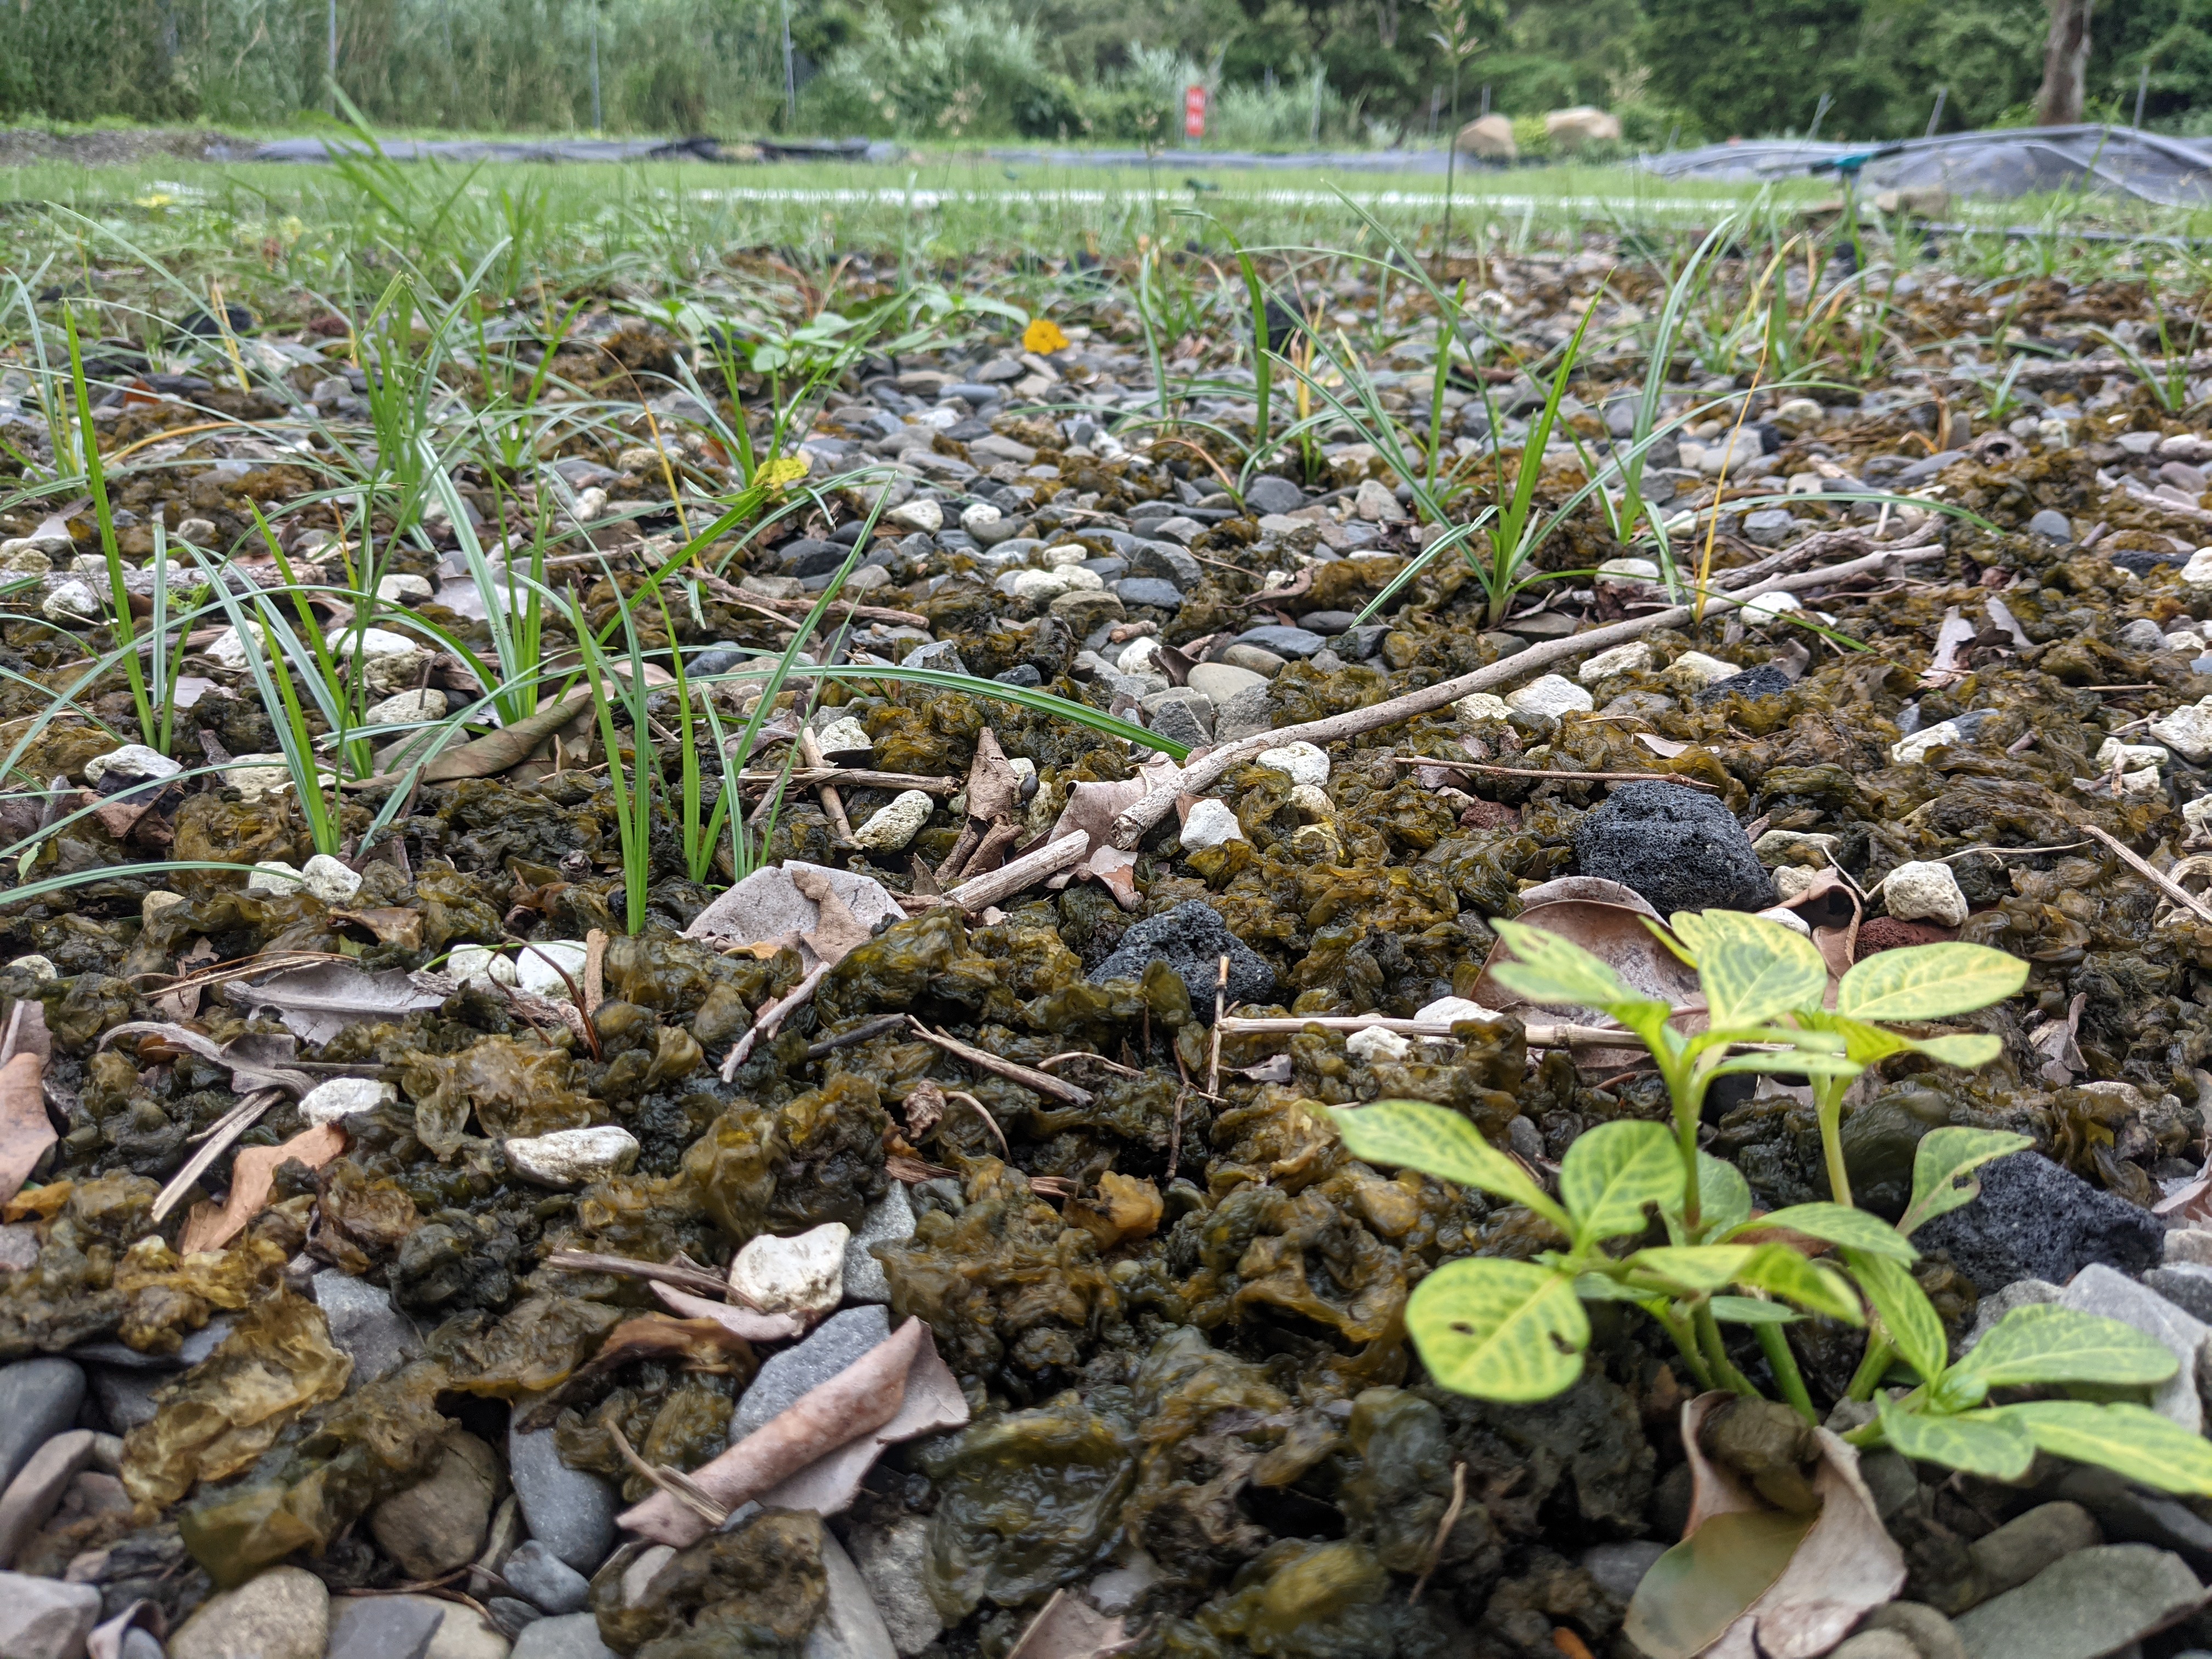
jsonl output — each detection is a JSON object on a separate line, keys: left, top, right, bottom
{"left": 1036, "top": 1051, "right": 1142, "bottom": 1077}
{"left": 2077, "top": 821, "right": 2212, "bottom": 928}
{"left": 1409, "top": 1461, "right": 1466, "bottom": 1604}
{"left": 797, "top": 725, "right": 854, "bottom": 844}
{"left": 804, "top": 1012, "right": 908, "bottom": 1058}
{"left": 721, "top": 962, "right": 830, "bottom": 1079}
{"left": 543, "top": 1251, "right": 732, "bottom": 1299}
{"left": 944, "top": 1089, "right": 1013, "bottom": 1159}
{"left": 1207, "top": 954, "right": 1228, "bottom": 1098}
{"left": 1387, "top": 755, "right": 1720, "bottom": 791}
{"left": 607, "top": 1421, "right": 729, "bottom": 1528}
{"left": 905, "top": 1017, "right": 1096, "bottom": 1107}
{"left": 151, "top": 1087, "right": 281, "bottom": 1224}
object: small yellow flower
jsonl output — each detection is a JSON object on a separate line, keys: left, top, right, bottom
{"left": 757, "top": 455, "right": 810, "bottom": 490}
{"left": 1023, "top": 317, "right": 1070, "bottom": 354}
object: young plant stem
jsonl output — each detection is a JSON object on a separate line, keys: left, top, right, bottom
{"left": 1695, "top": 1304, "right": 1759, "bottom": 1398}
{"left": 1816, "top": 1079, "right": 1852, "bottom": 1205}
{"left": 1847, "top": 1335, "right": 1894, "bottom": 1402}
{"left": 1655, "top": 1304, "right": 1717, "bottom": 1391}
{"left": 1756, "top": 1322, "right": 1818, "bottom": 1422}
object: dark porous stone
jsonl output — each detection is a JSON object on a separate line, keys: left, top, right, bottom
{"left": 1917, "top": 1152, "right": 2163, "bottom": 1296}
{"left": 787, "top": 539, "right": 856, "bottom": 578}
{"left": 1244, "top": 475, "right": 1308, "bottom": 516}
{"left": 1339, "top": 625, "right": 1389, "bottom": 659}
{"left": 1691, "top": 663, "right": 1795, "bottom": 706}
{"left": 2109, "top": 548, "right": 2187, "bottom": 575}
{"left": 992, "top": 663, "right": 1043, "bottom": 687}
{"left": 1571, "top": 781, "right": 1774, "bottom": 915}
{"left": 1088, "top": 900, "right": 1276, "bottom": 1017}
{"left": 1129, "top": 541, "right": 1202, "bottom": 591}
{"left": 1235, "top": 624, "right": 1327, "bottom": 659}
{"left": 1115, "top": 578, "right": 1186, "bottom": 611}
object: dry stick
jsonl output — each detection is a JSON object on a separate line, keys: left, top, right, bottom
{"left": 150, "top": 1087, "right": 281, "bottom": 1224}
{"left": 721, "top": 962, "right": 831, "bottom": 1080}
{"left": 1216, "top": 1014, "right": 1674, "bottom": 1047}
{"left": 797, "top": 727, "right": 854, "bottom": 844}
{"left": 1206, "top": 955, "right": 1228, "bottom": 1098}
{"left": 1409, "top": 1461, "right": 1467, "bottom": 1605}
{"left": 1388, "top": 755, "right": 1720, "bottom": 792}
{"left": 941, "top": 829, "right": 1088, "bottom": 912}
{"left": 736, "top": 768, "right": 958, "bottom": 794}
{"left": 1107, "top": 542, "right": 1946, "bottom": 851}
{"left": 2076, "top": 822, "right": 2212, "bottom": 928}
{"left": 542, "top": 1251, "right": 733, "bottom": 1299}
{"left": 905, "top": 1016, "right": 1096, "bottom": 1108}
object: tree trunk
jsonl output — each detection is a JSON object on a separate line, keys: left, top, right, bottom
{"left": 2037, "top": 0, "right": 2095, "bottom": 125}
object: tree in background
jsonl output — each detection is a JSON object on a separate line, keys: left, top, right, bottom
{"left": 2038, "top": 0, "right": 2095, "bottom": 121}
{"left": 1635, "top": 0, "right": 1898, "bottom": 135}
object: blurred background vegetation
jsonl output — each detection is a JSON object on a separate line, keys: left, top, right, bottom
{"left": 3, "top": 0, "right": 2209, "bottom": 148}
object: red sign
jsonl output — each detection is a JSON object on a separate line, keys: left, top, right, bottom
{"left": 1184, "top": 84, "right": 1207, "bottom": 140}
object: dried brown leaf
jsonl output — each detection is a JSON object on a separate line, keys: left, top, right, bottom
{"left": 102, "top": 1022, "right": 313, "bottom": 1098}
{"left": 748, "top": 1326, "right": 968, "bottom": 1516}
{"left": 902, "top": 1079, "right": 947, "bottom": 1139}
{"left": 648, "top": 1284, "right": 806, "bottom": 1342}
{"left": 618, "top": 1318, "right": 928, "bottom": 1547}
{"left": 0, "top": 999, "right": 49, "bottom": 1067}
{"left": 179, "top": 1121, "right": 347, "bottom": 1254}
{"left": 0, "top": 1053, "right": 53, "bottom": 1207}
{"left": 791, "top": 868, "right": 872, "bottom": 967}
{"left": 328, "top": 907, "right": 426, "bottom": 950}
{"left": 1007, "top": 1590, "right": 1132, "bottom": 1659}
{"left": 964, "top": 727, "right": 1024, "bottom": 827}
{"left": 221, "top": 962, "right": 447, "bottom": 1045}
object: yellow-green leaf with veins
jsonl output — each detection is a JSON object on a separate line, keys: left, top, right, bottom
{"left": 1897, "top": 1126, "right": 2033, "bottom": 1237}
{"left": 1488, "top": 918, "right": 1658, "bottom": 1020}
{"left": 1624, "top": 1245, "right": 1754, "bottom": 1293}
{"left": 1559, "top": 1120, "right": 1679, "bottom": 1246}
{"left": 1683, "top": 909, "right": 1829, "bottom": 1028}
{"left": 1846, "top": 1249, "right": 1947, "bottom": 1383}
{"left": 1407, "top": 1257, "right": 1589, "bottom": 1402}
{"left": 1730, "top": 1202, "right": 1917, "bottom": 1262}
{"left": 1329, "top": 1101, "right": 1570, "bottom": 1232}
{"left": 1877, "top": 1400, "right": 2034, "bottom": 1480}
{"left": 1953, "top": 1305, "right": 2179, "bottom": 1388}
{"left": 1733, "top": 1245, "right": 1864, "bottom": 1324}
{"left": 1660, "top": 1152, "right": 1752, "bottom": 1244}
{"left": 2000, "top": 1401, "right": 2212, "bottom": 1497}
{"left": 1836, "top": 941, "right": 2028, "bottom": 1022}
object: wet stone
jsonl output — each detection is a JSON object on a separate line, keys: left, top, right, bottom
{"left": 0, "top": 1572, "right": 99, "bottom": 1659}
{"left": 2027, "top": 509, "right": 2074, "bottom": 541}
{"left": 1917, "top": 1153, "right": 2163, "bottom": 1296}
{"left": 1953, "top": 1544, "right": 2203, "bottom": 1659}
{"left": 508, "top": 1424, "right": 618, "bottom": 1573}
{"left": 1571, "top": 781, "right": 1774, "bottom": 915}
{"left": 509, "top": 1612, "right": 617, "bottom": 1659}
{"left": 1087, "top": 899, "right": 1278, "bottom": 1015}
{"left": 0, "top": 1361, "right": 83, "bottom": 1491}
{"left": 1235, "top": 624, "right": 1327, "bottom": 659}
{"left": 312, "top": 1269, "right": 422, "bottom": 1386}
{"left": 843, "top": 1183, "right": 916, "bottom": 1305}
{"left": 1964, "top": 1503, "right": 2103, "bottom": 1609}
{"left": 1243, "top": 475, "right": 1308, "bottom": 515}
{"left": 1115, "top": 578, "right": 1185, "bottom": 610}
{"left": 502, "top": 1539, "right": 591, "bottom": 1615}
{"left": 170, "top": 1564, "right": 329, "bottom": 1659}
{"left": 2057, "top": 1266, "right": 2209, "bottom": 1430}
{"left": 328, "top": 1594, "right": 446, "bottom": 1659}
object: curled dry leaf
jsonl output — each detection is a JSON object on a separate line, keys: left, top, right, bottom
{"left": 0, "top": 998, "right": 50, "bottom": 1067}
{"left": 1775, "top": 867, "right": 1861, "bottom": 985}
{"left": 178, "top": 1121, "right": 348, "bottom": 1254}
{"left": 902, "top": 1079, "right": 947, "bottom": 1139}
{"left": 1006, "top": 1589, "right": 1132, "bottom": 1659}
{"left": 684, "top": 860, "right": 903, "bottom": 970}
{"left": 328, "top": 907, "right": 426, "bottom": 950}
{"left": 1046, "top": 755, "right": 1183, "bottom": 909}
{"left": 648, "top": 1283, "right": 807, "bottom": 1342}
{"left": 620, "top": 1317, "right": 968, "bottom": 1546}
{"left": 2029, "top": 989, "right": 2089, "bottom": 1088}
{"left": 1470, "top": 876, "right": 1702, "bottom": 1068}
{"left": 0, "top": 1052, "right": 54, "bottom": 1209}
{"left": 102, "top": 1022, "right": 314, "bottom": 1099}
{"left": 1626, "top": 1393, "right": 1905, "bottom": 1659}
{"left": 791, "top": 868, "right": 872, "bottom": 967}
{"left": 221, "top": 962, "right": 447, "bottom": 1045}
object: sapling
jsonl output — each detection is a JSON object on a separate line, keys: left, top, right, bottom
{"left": 1333, "top": 910, "right": 2212, "bottom": 1495}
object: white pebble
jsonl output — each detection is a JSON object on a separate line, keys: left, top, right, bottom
{"left": 960, "top": 501, "right": 1002, "bottom": 532}
{"left": 1672, "top": 652, "right": 1742, "bottom": 687}
{"left": 300, "top": 854, "right": 363, "bottom": 905}
{"left": 812, "top": 716, "right": 873, "bottom": 759}
{"left": 10, "top": 956, "right": 56, "bottom": 981}
{"left": 41, "top": 580, "right": 100, "bottom": 623}
{"left": 1754, "top": 904, "right": 1812, "bottom": 935}
{"left": 1454, "top": 692, "right": 1512, "bottom": 725}
{"left": 246, "top": 861, "right": 306, "bottom": 897}
{"left": 1180, "top": 798, "right": 1245, "bottom": 852}
{"left": 1346, "top": 1027, "right": 1410, "bottom": 1063}
{"left": 1889, "top": 720, "right": 1965, "bottom": 766}
{"left": 299, "top": 1077, "right": 398, "bottom": 1126}
{"left": 1737, "top": 590, "right": 1802, "bottom": 625}
{"left": 83, "top": 744, "right": 182, "bottom": 786}
{"left": 514, "top": 940, "right": 590, "bottom": 996}
{"left": 727, "top": 1222, "right": 849, "bottom": 1319}
{"left": 505, "top": 1126, "right": 640, "bottom": 1187}
{"left": 1883, "top": 860, "right": 1968, "bottom": 927}
{"left": 1289, "top": 783, "right": 1332, "bottom": 821}
{"left": 850, "top": 790, "right": 933, "bottom": 851}
{"left": 887, "top": 498, "right": 943, "bottom": 533}
{"left": 1577, "top": 641, "right": 1652, "bottom": 684}
{"left": 1255, "top": 741, "right": 1330, "bottom": 788}
{"left": 2150, "top": 700, "right": 2212, "bottom": 763}
{"left": 1505, "top": 674, "right": 1594, "bottom": 721}
{"left": 448, "top": 944, "right": 518, "bottom": 988}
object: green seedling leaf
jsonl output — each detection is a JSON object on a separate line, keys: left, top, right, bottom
{"left": 2000, "top": 1400, "right": 2212, "bottom": 1497}
{"left": 1708, "top": 1050, "right": 1865, "bottom": 1082}
{"left": 1905, "top": 1032, "right": 2004, "bottom": 1069}
{"left": 1846, "top": 1250, "right": 1948, "bottom": 1383}
{"left": 1897, "top": 1127, "right": 2034, "bottom": 1237}
{"left": 1836, "top": 942, "right": 2029, "bottom": 1022}
{"left": 1624, "top": 1245, "right": 1754, "bottom": 1293}
{"left": 1685, "top": 909, "right": 1829, "bottom": 1029}
{"left": 1625, "top": 1509, "right": 1815, "bottom": 1659}
{"left": 1406, "top": 1258, "right": 1589, "bottom": 1403}
{"left": 1488, "top": 917, "right": 1654, "bottom": 1018}
{"left": 1952, "top": 1304, "right": 2180, "bottom": 1389}
{"left": 1560, "top": 1120, "right": 1680, "bottom": 1247}
{"left": 1734, "top": 1244, "right": 1863, "bottom": 1325}
{"left": 1330, "top": 1102, "right": 1571, "bottom": 1233}
{"left": 1733, "top": 1203, "right": 1918, "bottom": 1262}
{"left": 1927, "top": 1370, "right": 1991, "bottom": 1412}
{"left": 1876, "top": 1400, "right": 2035, "bottom": 1480}
{"left": 1793, "top": 1009, "right": 1911, "bottom": 1065}
{"left": 1576, "top": 1273, "right": 1666, "bottom": 1308}
{"left": 1710, "top": 1295, "right": 1801, "bottom": 1325}
{"left": 1661, "top": 1152, "right": 1753, "bottom": 1243}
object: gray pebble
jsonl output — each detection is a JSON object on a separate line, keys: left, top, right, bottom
{"left": 503, "top": 1538, "right": 592, "bottom": 1615}
{"left": 510, "top": 1611, "right": 617, "bottom": 1659}
{"left": 0, "top": 1361, "right": 82, "bottom": 1490}
{"left": 734, "top": 1306, "right": 890, "bottom": 1437}
{"left": 508, "top": 1425, "right": 618, "bottom": 1574}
